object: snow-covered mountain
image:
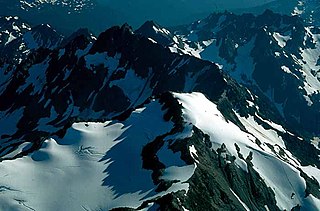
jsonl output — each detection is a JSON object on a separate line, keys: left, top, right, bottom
{"left": 136, "top": 10, "right": 320, "bottom": 138}
{"left": 0, "top": 21, "right": 319, "bottom": 210}
{"left": 0, "top": 16, "right": 64, "bottom": 64}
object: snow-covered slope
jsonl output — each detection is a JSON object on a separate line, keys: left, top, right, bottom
{"left": 0, "top": 98, "right": 197, "bottom": 210}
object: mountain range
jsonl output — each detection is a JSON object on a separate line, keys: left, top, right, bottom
{"left": 0, "top": 0, "right": 312, "bottom": 34}
{"left": 136, "top": 9, "right": 320, "bottom": 137}
{"left": 0, "top": 1, "right": 320, "bottom": 211}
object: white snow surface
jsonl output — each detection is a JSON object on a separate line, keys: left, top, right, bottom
{"left": 0, "top": 99, "right": 196, "bottom": 210}
{"left": 152, "top": 25, "right": 170, "bottom": 35}
{"left": 4, "top": 33, "right": 17, "bottom": 45}
{"left": 169, "top": 36, "right": 204, "bottom": 59}
{"left": 273, "top": 32, "right": 291, "bottom": 48}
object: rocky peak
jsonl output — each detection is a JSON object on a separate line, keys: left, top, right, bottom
{"left": 135, "top": 20, "right": 174, "bottom": 46}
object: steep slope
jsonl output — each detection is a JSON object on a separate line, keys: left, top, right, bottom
{"left": 137, "top": 10, "right": 320, "bottom": 137}
{"left": 0, "top": 23, "right": 319, "bottom": 210}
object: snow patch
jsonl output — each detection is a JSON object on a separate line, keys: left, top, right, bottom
{"left": 4, "top": 33, "right": 17, "bottom": 45}
{"left": 273, "top": 32, "right": 291, "bottom": 48}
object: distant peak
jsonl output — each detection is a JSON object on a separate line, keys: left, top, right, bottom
{"left": 120, "top": 23, "right": 134, "bottom": 34}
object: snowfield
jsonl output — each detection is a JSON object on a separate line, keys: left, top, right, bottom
{"left": 0, "top": 99, "right": 195, "bottom": 210}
